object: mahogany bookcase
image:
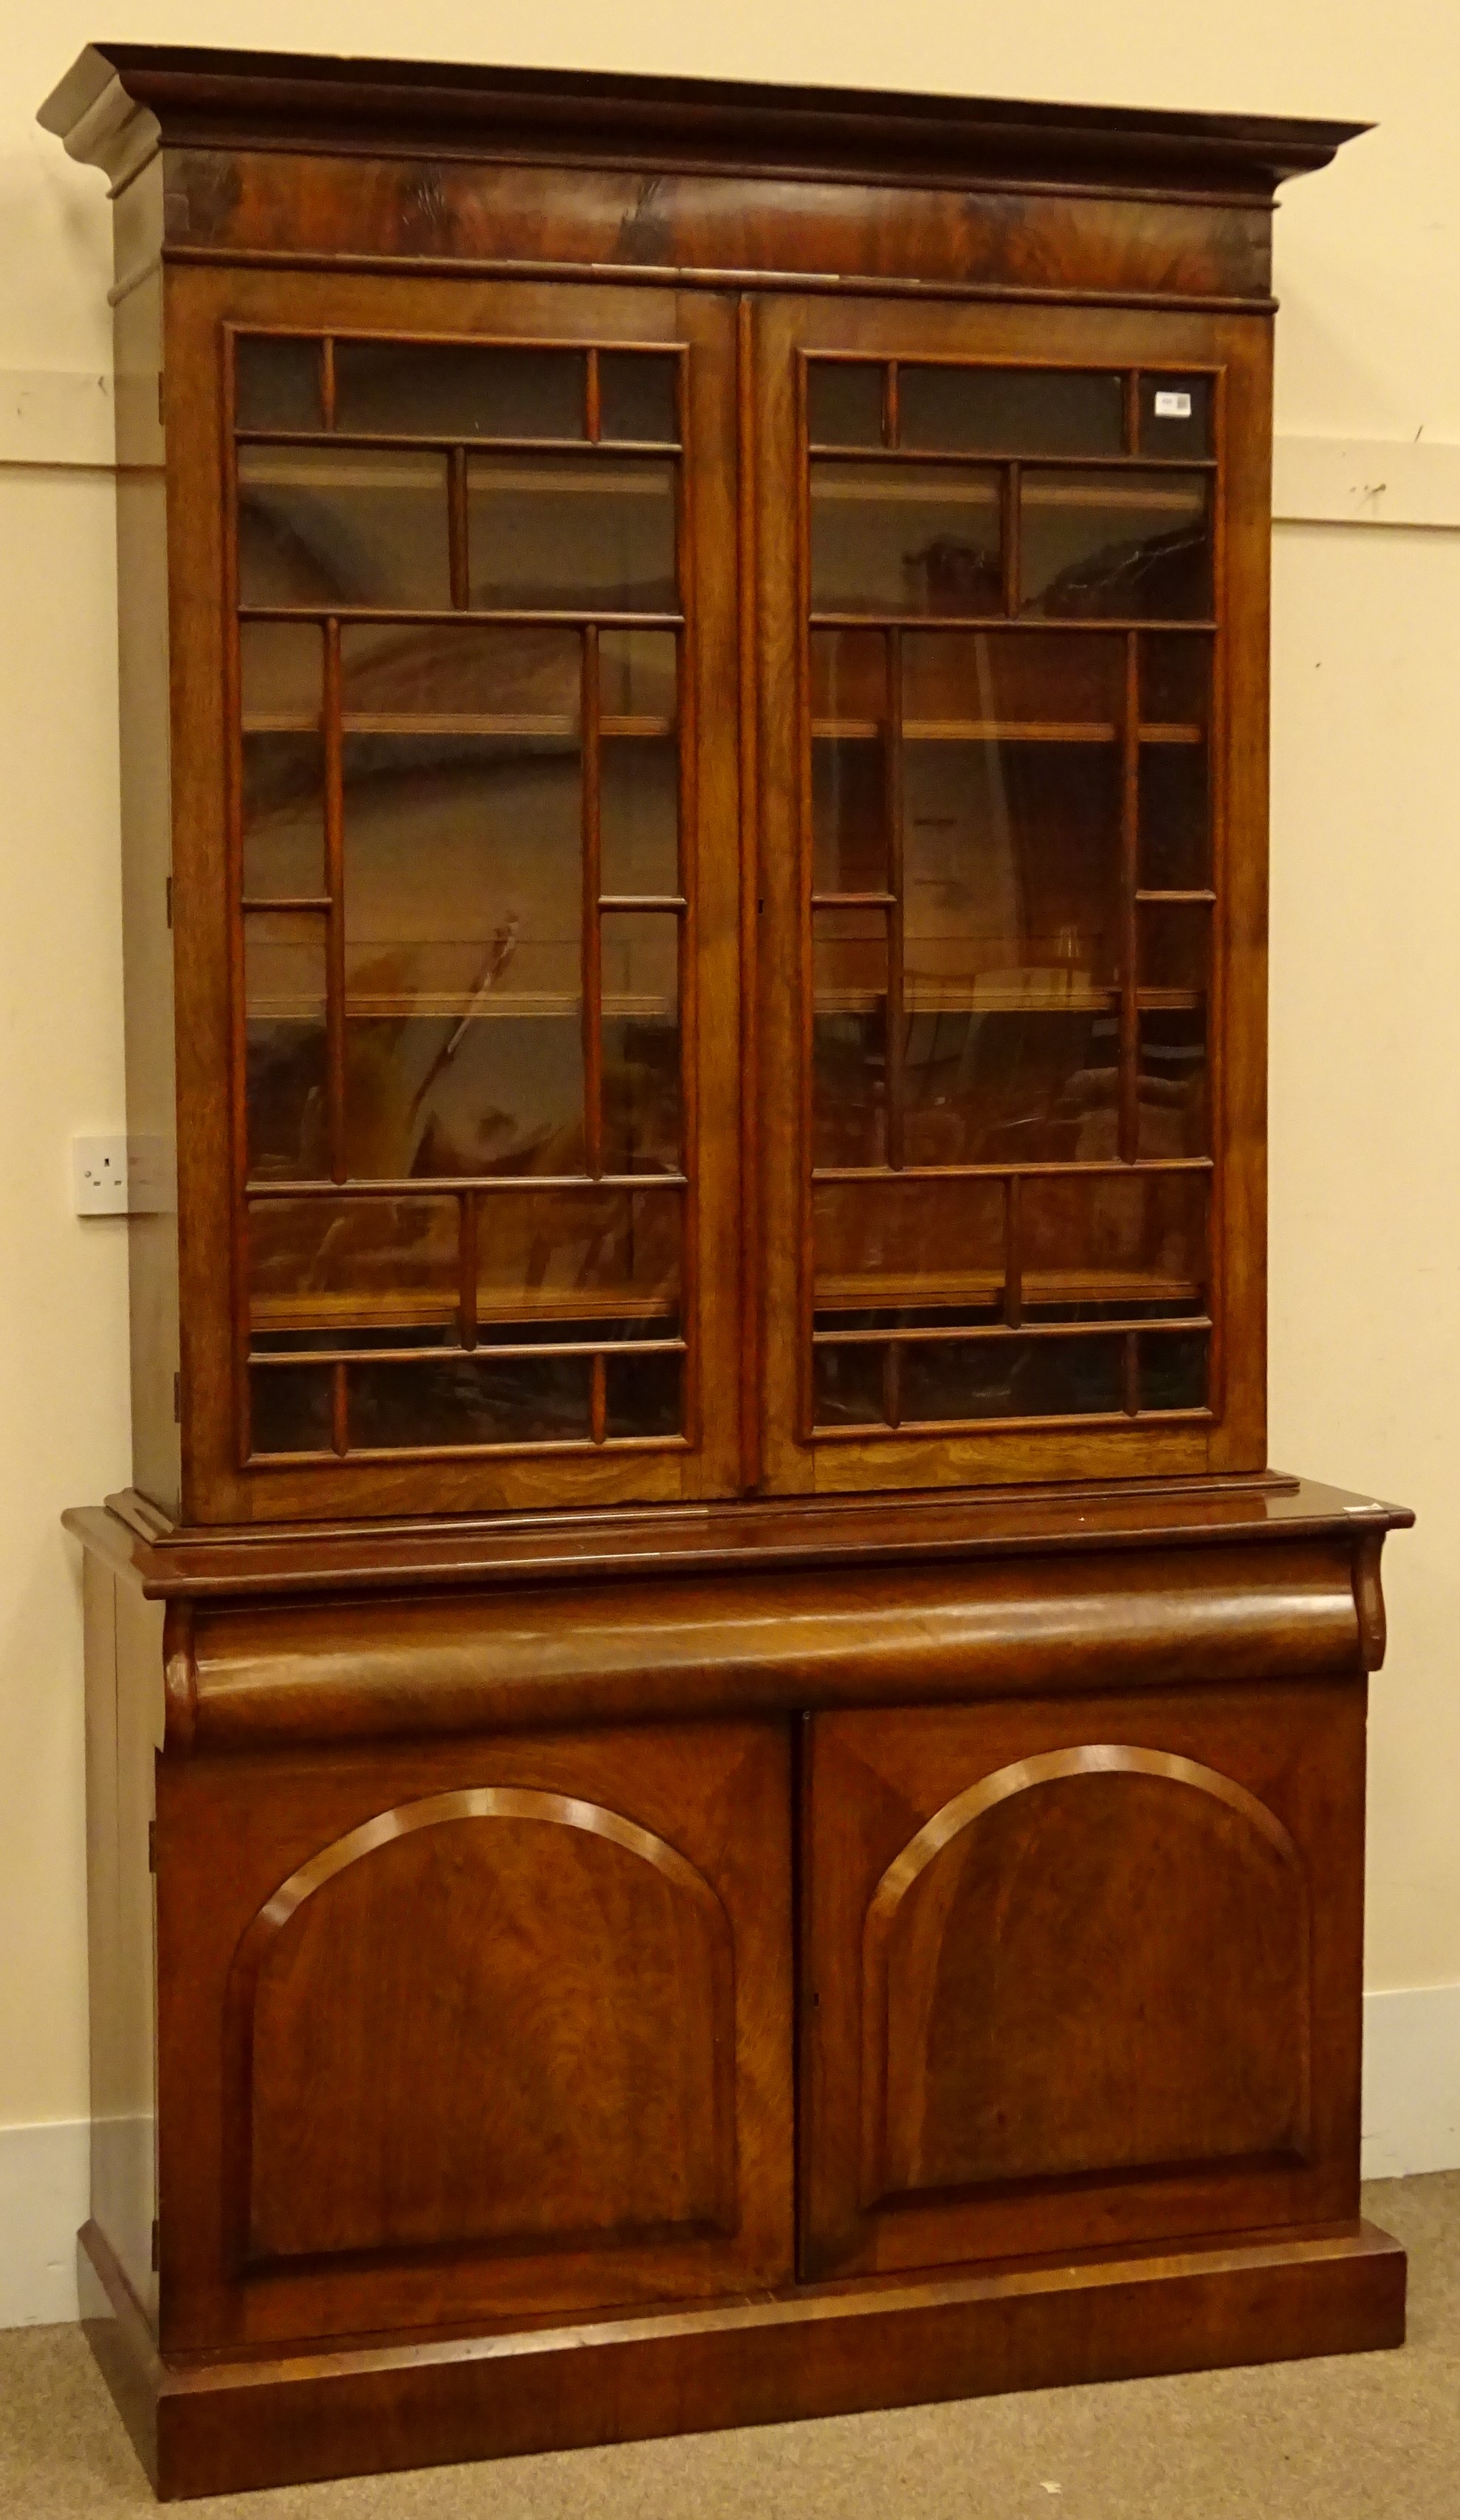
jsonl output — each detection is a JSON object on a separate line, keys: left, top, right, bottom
{"left": 41, "top": 43, "right": 1411, "bottom": 2500}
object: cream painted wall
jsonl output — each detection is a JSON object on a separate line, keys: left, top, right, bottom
{"left": 1, "top": 1, "right": 1458, "bottom": 2135}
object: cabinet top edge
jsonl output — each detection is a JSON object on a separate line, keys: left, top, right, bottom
{"left": 40, "top": 44, "right": 1370, "bottom": 200}
{"left": 63, "top": 1477, "right": 1414, "bottom": 1603}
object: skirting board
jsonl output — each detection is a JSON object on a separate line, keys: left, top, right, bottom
{"left": 4, "top": 1985, "right": 1459, "bottom": 2330}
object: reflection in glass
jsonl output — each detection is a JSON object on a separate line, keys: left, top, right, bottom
{"left": 810, "top": 464, "right": 1002, "bottom": 616}
{"left": 250, "top": 1364, "right": 332, "bottom": 1454}
{"left": 476, "top": 1187, "right": 679, "bottom": 1325}
{"left": 814, "top": 908, "right": 887, "bottom": 1169}
{"left": 241, "top": 619, "right": 321, "bottom": 724}
{"left": 809, "top": 627, "right": 887, "bottom": 727}
{"left": 1139, "top": 1328, "right": 1209, "bottom": 1410}
{"left": 248, "top": 1195, "right": 459, "bottom": 1334}
{"left": 600, "top": 627, "right": 677, "bottom": 718}
{"left": 236, "top": 337, "right": 321, "bottom": 433}
{"left": 605, "top": 1350, "right": 681, "bottom": 1437}
{"left": 1021, "top": 470, "right": 1210, "bottom": 621}
{"left": 902, "top": 1332, "right": 1124, "bottom": 1421}
{"left": 349, "top": 1353, "right": 591, "bottom": 1448}
{"left": 900, "top": 367, "right": 1123, "bottom": 457}
{"left": 1139, "top": 746, "right": 1209, "bottom": 892}
{"left": 601, "top": 915, "right": 680, "bottom": 1174}
{"left": 340, "top": 729, "right": 583, "bottom": 1178}
{"left": 334, "top": 343, "right": 585, "bottom": 439}
{"left": 1020, "top": 1172, "right": 1207, "bottom": 1316}
{"left": 341, "top": 621, "right": 580, "bottom": 726}
{"left": 902, "top": 628, "right": 1122, "bottom": 731}
{"left": 242, "top": 736, "right": 325, "bottom": 899}
{"left": 244, "top": 913, "right": 327, "bottom": 1180}
{"left": 813, "top": 739, "right": 886, "bottom": 896}
{"left": 238, "top": 447, "right": 450, "bottom": 608}
{"left": 599, "top": 354, "right": 679, "bottom": 444}
{"left": 903, "top": 744, "right": 1120, "bottom": 996}
{"left": 1140, "top": 899, "right": 1209, "bottom": 995}
{"left": 601, "top": 740, "right": 679, "bottom": 895}
{"left": 812, "top": 1343, "right": 885, "bottom": 1425}
{"left": 1138, "top": 374, "right": 1213, "bottom": 461}
{"left": 809, "top": 364, "right": 885, "bottom": 447}
{"left": 467, "top": 456, "right": 676, "bottom": 611}
{"left": 1138, "top": 1009, "right": 1207, "bottom": 1158}
{"left": 1140, "top": 634, "right": 1210, "bottom": 730}
{"left": 812, "top": 1177, "right": 1006, "bottom": 1316}
{"left": 909, "top": 1010, "right": 1120, "bottom": 1167}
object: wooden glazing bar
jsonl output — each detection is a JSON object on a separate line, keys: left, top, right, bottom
{"left": 250, "top": 1336, "right": 686, "bottom": 1367}
{"left": 1207, "top": 360, "right": 1229, "bottom": 1419}
{"left": 672, "top": 344, "right": 699, "bottom": 1455}
{"left": 882, "top": 1339, "right": 904, "bottom": 1429}
{"left": 329, "top": 1360, "right": 349, "bottom": 1458}
{"left": 812, "top": 891, "right": 897, "bottom": 907}
{"left": 1137, "top": 888, "right": 1216, "bottom": 904}
{"left": 458, "top": 1188, "right": 478, "bottom": 1352}
{"left": 812, "top": 1315, "right": 1212, "bottom": 1347}
{"left": 581, "top": 624, "right": 603, "bottom": 1178}
{"left": 239, "top": 606, "right": 685, "bottom": 628}
{"left": 885, "top": 624, "right": 906, "bottom": 1171}
{"left": 1004, "top": 1175, "right": 1024, "bottom": 1326}
{"left": 585, "top": 346, "right": 601, "bottom": 444}
{"left": 796, "top": 353, "right": 817, "bottom": 1444}
{"left": 250, "top": 1432, "right": 693, "bottom": 1466}
{"left": 1124, "top": 368, "right": 1142, "bottom": 453}
{"left": 447, "top": 445, "right": 470, "bottom": 609}
{"left": 883, "top": 360, "right": 899, "bottom": 450}
{"left": 322, "top": 614, "right": 347, "bottom": 1185}
{"left": 1123, "top": 1328, "right": 1142, "bottom": 1416}
{"left": 1003, "top": 461, "right": 1022, "bottom": 618}
{"left": 224, "top": 339, "right": 252, "bottom": 1470}
{"left": 812, "top": 1405, "right": 1211, "bottom": 1443}
{"left": 1118, "top": 629, "right": 1141, "bottom": 1164}
{"left": 239, "top": 893, "right": 334, "bottom": 912}
{"left": 811, "top": 1157, "right": 1212, "bottom": 1183}
{"left": 320, "top": 335, "right": 336, "bottom": 430}
{"left": 590, "top": 1351, "right": 608, "bottom": 1445}
{"left": 597, "top": 893, "right": 688, "bottom": 913}
{"left": 738, "top": 295, "right": 762, "bottom": 1489}
{"left": 809, "top": 613, "right": 1218, "bottom": 634}
{"left": 244, "top": 1170, "right": 690, "bottom": 1197}
{"left": 805, "top": 444, "right": 1218, "bottom": 473}
{"left": 234, "top": 428, "right": 680, "bottom": 456}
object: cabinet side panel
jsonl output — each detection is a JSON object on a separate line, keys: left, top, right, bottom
{"left": 86, "top": 1562, "right": 162, "bottom": 2326}
{"left": 115, "top": 263, "right": 182, "bottom": 1520}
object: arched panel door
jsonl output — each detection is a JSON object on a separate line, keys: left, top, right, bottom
{"left": 801, "top": 1687, "right": 1364, "bottom": 2282}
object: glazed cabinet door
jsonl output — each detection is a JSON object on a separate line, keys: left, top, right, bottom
{"left": 155, "top": 1717, "right": 792, "bottom": 2350}
{"left": 800, "top": 1683, "right": 1365, "bottom": 2280}
{"left": 165, "top": 269, "right": 743, "bottom": 1522}
{"left": 750, "top": 292, "right": 1271, "bottom": 1496}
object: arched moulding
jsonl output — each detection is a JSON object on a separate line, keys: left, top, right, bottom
{"left": 224, "top": 1786, "right": 738, "bottom": 2270}
{"left": 861, "top": 1745, "right": 1312, "bottom": 2209}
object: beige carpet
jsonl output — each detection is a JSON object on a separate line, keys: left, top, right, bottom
{"left": 2, "top": 2174, "right": 1456, "bottom": 2518}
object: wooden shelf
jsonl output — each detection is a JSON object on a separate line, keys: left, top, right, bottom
{"left": 814, "top": 1266, "right": 1204, "bottom": 1314}
{"left": 250, "top": 1287, "right": 679, "bottom": 1333}
{"left": 243, "top": 713, "right": 673, "bottom": 738}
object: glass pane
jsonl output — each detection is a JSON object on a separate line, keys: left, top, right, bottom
{"left": 605, "top": 1350, "right": 681, "bottom": 1438}
{"left": 248, "top": 1195, "right": 459, "bottom": 1336}
{"left": 903, "top": 744, "right": 1121, "bottom": 1002}
{"left": 1141, "top": 633, "right": 1210, "bottom": 732}
{"left": 1021, "top": 1173, "right": 1207, "bottom": 1318}
{"left": 902, "top": 628, "right": 1123, "bottom": 731}
{"left": 342, "top": 732, "right": 582, "bottom": 1178}
{"left": 1141, "top": 900, "right": 1209, "bottom": 995}
{"left": 601, "top": 739, "right": 679, "bottom": 896}
{"left": 813, "top": 739, "right": 886, "bottom": 896}
{"left": 1138, "top": 1009, "right": 1207, "bottom": 1158}
{"left": 601, "top": 913, "right": 680, "bottom": 1173}
{"left": 334, "top": 343, "right": 585, "bottom": 439}
{"left": 814, "top": 908, "right": 887, "bottom": 1169}
{"left": 1139, "top": 745, "right": 1209, "bottom": 891}
{"left": 476, "top": 1187, "right": 679, "bottom": 1325}
{"left": 1139, "top": 374, "right": 1213, "bottom": 461}
{"left": 1139, "top": 1328, "right": 1209, "bottom": 1410}
{"left": 810, "top": 463, "right": 1002, "bottom": 617}
{"left": 809, "top": 627, "right": 888, "bottom": 727}
{"left": 238, "top": 447, "right": 449, "bottom": 609}
{"left": 919, "top": 1010, "right": 1120, "bottom": 1167}
{"left": 250, "top": 1364, "right": 332, "bottom": 1454}
{"left": 600, "top": 627, "right": 677, "bottom": 718}
{"left": 341, "top": 621, "right": 580, "bottom": 727}
{"left": 467, "top": 456, "right": 676, "bottom": 611}
{"left": 812, "top": 1342, "right": 887, "bottom": 1425}
{"left": 813, "top": 1178, "right": 1006, "bottom": 1316}
{"left": 349, "top": 1353, "right": 590, "bottom": 1449}
{"left": 244, "top": 913, "right": 327, "bottom": 1181}
{"left": 902, "top": 1331, "right": 1123, "bottom": 1422}
{"left": 809, "top": 364, "right": 885, "bottom": 447}
{"left": 236, "top": 337, "right": 321, "bottom": 433}
{"left": 900, "top": 368, "right": 1124, "bottom": 457}
{"left": 242, "top": 736, "right": 324, "bottom": 899}
{"left": 1021, "top": 470, "right": 1210, "bottom": 621}
{"left": 599, "top": 354, "right": 679, "bottom": 444}
{"left": 241, "top": 619, "right": 321, "bottom": 725}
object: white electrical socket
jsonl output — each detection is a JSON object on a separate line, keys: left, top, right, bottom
{"left": 73, "top": 1136, "right": 131, "bottom": 1215}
